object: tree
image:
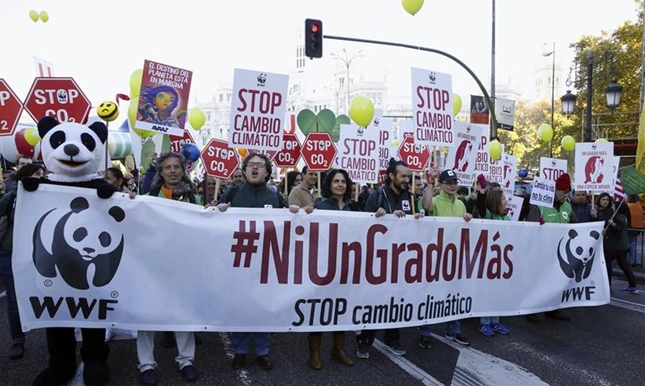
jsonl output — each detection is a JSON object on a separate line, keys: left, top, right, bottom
{"left": 567, "top": 1, "right": 643, "bottom": 141}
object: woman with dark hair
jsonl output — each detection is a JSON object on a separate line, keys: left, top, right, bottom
{"left": 105, "top": 167, "right": 126, "bottom": 192}
{"left": 0, "top": 163, "right": 45, "bottom": 359}
{"left": 304, "top": 169, "right": 357, "bottom": 370}
{"left": 277, "top": 171, "right": 302, "bottom": 202}
{"left": 595, "top": 193, "right": 638, "bottom": 293}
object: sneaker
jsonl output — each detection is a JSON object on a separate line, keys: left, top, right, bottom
{"left": 418, "top": 336, "right": 432, "bottom": 349}
{"left": 139, "top": 369, "right": 157, "bottom": 386}
{"left": 621, "top": 286, "right": 639, "bottom": 294}
{"left": 478, "top": 324, "right": 495, "bottom": 337}
{"left": 386, "top": 343, "right": 406, "bottom": 356}
{"left": 491, "top": 323, "right": 510, "bottom": 335}
{"left": 355, "top": 344, "right": 370, "bottom": 359}
{"left": 445, "top": 332, "right": 471, "bottom": 346}
{"left": 179, "top": 365, "right": 198, "bottom": 382}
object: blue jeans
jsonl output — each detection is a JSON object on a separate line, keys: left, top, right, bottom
{"left": 629, "top": 235, "right": 641, "bottom": 265}
{"left": 419, "top": 320, "right": 461, "bottom": 337}
{"left": 0, "top": 250, "right": 25, "bottom": 344}
{"left": 230, "top": 332, "right": 271, "bottom": 356}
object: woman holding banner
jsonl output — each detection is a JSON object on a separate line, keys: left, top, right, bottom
{"left": 306, "top": 168, "right": 358, "bottom": 370}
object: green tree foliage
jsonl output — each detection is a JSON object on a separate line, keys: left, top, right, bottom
{"left": 568, "top": 1, "right": 642, "bottom": 140}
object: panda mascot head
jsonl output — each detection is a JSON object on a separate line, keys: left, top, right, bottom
{"left": 37, "top": 116, "right": 108, "bottom": 183}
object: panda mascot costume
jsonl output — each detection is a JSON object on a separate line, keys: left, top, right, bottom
{"left": 23, "top": 116, "right": 116, "bottom": 386}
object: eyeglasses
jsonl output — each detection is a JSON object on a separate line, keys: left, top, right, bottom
{"left": 246, "top": 162, "right": 266, "bottom": 169}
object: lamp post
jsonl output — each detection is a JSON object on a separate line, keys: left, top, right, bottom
{"left": 560, "top": 50, "right": 623, "bottom": 143}
{"left": 542, "top": 42, "right": 555, "bottom": 157}
{"left": 330, "top": 49, "right": 363, "bottom": 114}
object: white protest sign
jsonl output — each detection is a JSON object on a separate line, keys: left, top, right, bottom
{"left": 574, "top": 142, "right": 614, "bottom": 194}
{"left": 473, "top": 124, "right": 490, "bottom": 177}
{"left": 375, "top": 117, "right": 394, "bottom": 171}
{"left": 539, "top": 157, "right": 568, "bottom": 183}
{"left": 444, "top": 122, "right": 482, "bottom": 186}
{"left": 502, "top": 154, "right": 517, "bottom": 198}
{"left": 229, "top": 69, "right": 289, "bottom": 151}
{"left": 506, "top": 193, "right": 524, "bottom": 222}
{"left": 610, "top": 156, "right": 620, "bottom": 194}
{"left": 530, "top": 177, "right": 555, "bottom": 207}
{"left": 411, "top": 68, "right": 454, "bottom": 147}
{"left": 335, "top": 123, "right": 380, "bottom": 184}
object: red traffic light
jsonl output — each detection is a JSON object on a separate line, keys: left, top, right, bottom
{"left": 305, "top": 19, "right": 323, "bottom": 59}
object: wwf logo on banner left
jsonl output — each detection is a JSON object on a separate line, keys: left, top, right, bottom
{"left": 32, "top": 197, "right": 126, "bottom": 290}
{"left": 557, "top": 229, "right": 600, "bottom": 283}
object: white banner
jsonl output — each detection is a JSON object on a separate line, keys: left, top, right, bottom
{"left": 14, "top": 185, "right": 609, "bottom": 332}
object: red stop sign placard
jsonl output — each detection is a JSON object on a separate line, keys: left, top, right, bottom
{"left": 274, "top": 133, "right": 301, "bottom": 168}
{"left": 0, "top": 79, "right": 24, "bottom": 137}
{"left": 301, "top": 132, "right": 336, "bottom": 172}
{"left": 200, "top": 138, "right": 240, "bottom": 179}
{"left": 24, "top": 77, "right": 91, "bottom": 124}
{"left": 169, "top": 130, "right": 196, "bottom": 153}
{"left": 397, "top": 134, "right": 430, "bottom": 172}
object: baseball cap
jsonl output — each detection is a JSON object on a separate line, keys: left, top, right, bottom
{"left": 440, "top": 169, "right": 459, "bottom": 183}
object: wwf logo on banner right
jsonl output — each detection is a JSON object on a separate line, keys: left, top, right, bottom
{"left": 557, "top": 229, "right": 600, "bottom": 283}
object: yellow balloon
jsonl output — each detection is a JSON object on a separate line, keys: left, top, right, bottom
{"left": 537, "top": 123, "right": 553, "bottom": 143}
{"left": 128, "top": 97, "right": 139, "bottom": 124}
{"left": 29, "top": 10, "right": 39, "bottom": 22}
{"left": 391, "top": 139, "right": 400, "bottom": 147}
{"left": 453, "top": 93, "right": 462, "bottom": 116}
{"left": 129, "top": 69, "right": 143, "bottom": 98}
{"left": 349, "top": 95, "right": 375, "bottom": 128}
{"left": 489, "top": 140, "right": 502, "bottom": 160}
{"left": 561, "top": 135, "right": 575, "bottom": 151}
{"left": 401, "top": 0, "right": 425, "bottom": 15}
{"left": 595, "top": 138, "right": 609, "bottom": 144}
{"left": 188, "top": 108, "right": 206, "bottom": 130}
{"left": 24, "top": 127, "right": 40, "bottom": 146}
{"left": 39, "top": 11, "right": 49, "bottom": 23}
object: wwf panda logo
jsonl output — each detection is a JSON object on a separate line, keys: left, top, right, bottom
{"left": 557, "top": 229, "right": 600, "bottom": 283}
{"left": 32, "top": 197, "right": 126, "bottom": 290}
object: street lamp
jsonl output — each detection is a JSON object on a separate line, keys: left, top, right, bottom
{"left": 330, "top": 49, "right": 363, "bottom": 114}
{"left": 560, "top": 50, "right": 623, "bottom": 142}
{"left": 542, "top": 42, "right": 555, "bottom": 157}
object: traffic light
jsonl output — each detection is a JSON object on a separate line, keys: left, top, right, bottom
{"left": 305, "top": 19, "right": 323, "bottom": 58}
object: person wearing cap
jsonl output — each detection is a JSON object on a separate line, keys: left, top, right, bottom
{"left": 355, "top": 158, "right": 424, "bottom": 359}
{"left": 418, "top": 169, "right": 473, "bottom": 348}
{"left": 525, "top": 172, "right": 575, "bottom": 323}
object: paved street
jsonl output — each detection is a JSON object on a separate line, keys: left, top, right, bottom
{"left": 1, "top": 275, "right": 643, "bottom": 386}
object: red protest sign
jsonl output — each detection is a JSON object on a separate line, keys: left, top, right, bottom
{"left": 24, "top": 77, "right": 91, "bottom": 124}
{"left": 301, "top": 132, "right": 336, "bottom": 172}
{"left": 397, "top": 135, "right": 430, "bottom": 172}
{"left": 201, "top": 139, "right": 240, "bottom": 179}
{"left": 274, "top": 133, "right": 301, "bottom": 168}
{"left": 0, "top": 79, "right": 24, "bottom": 136}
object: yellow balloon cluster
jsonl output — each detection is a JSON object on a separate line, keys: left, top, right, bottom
{"left": 452, "top": 93, "right": 462, "bottom": 116}
{"left": 561, "top": 135, "right": 575, "bottom": 151}
{"left": 402, "top": 0, "right": 425, "bottom": 15}
{"left": 537, "top": 123, "right": 553, "bottom": 143}
{"left": 129, "top": 69, "right": 143, "bottom": 98}
{"left": 29, "top": 10, "right": 49, "bottom": 23}
{"left": 188, "top": 108, "right": 206, "bottom": 130}
{"left": 349, "top": 95, "right": 375, "bottom": 128}
{"left": 489, "top": 140, "right": 502, "bottom": 160}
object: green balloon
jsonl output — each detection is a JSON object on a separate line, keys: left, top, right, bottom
{"left": 317, "top": 109, "right": 336, "bottom": 132}
{"left": 297, "top": 109, "right": 317, "bottom": 135}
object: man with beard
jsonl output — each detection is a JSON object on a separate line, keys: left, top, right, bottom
{"left": 418, "top": 169, "right": 473, "bottom": 349}
{"left": 355, "top": 158, "right": 423, "bottom": 359}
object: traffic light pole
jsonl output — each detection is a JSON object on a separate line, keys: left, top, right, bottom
{"left": 323, "top": 34, "right": 498, "bottom": 139}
